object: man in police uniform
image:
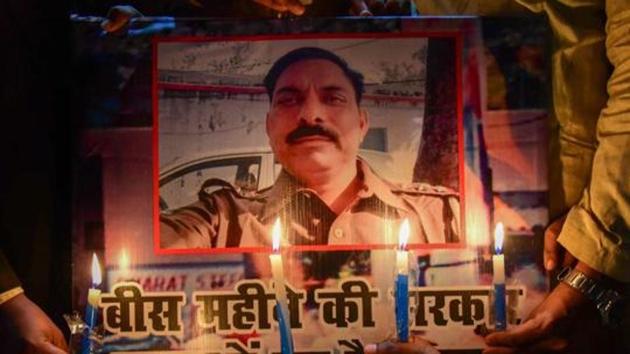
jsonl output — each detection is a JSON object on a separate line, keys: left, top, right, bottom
{"left": 160, "top": 46, "right": 460, "bottom": 249}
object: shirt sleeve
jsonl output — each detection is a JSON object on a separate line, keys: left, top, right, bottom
{"left": 0, "top": 250, "right": 21, "bottom": 293}
{"left": 414, "top": 0, "right": 530, "bottom": 16}
{"left": 160, "top": 198, "right": 220, "bottom": 249}
{"left": 417, "top": 0, "right": 630, "bottom": 281}
{"left": 558, "top": 0, "right": 630, "bottom": 282}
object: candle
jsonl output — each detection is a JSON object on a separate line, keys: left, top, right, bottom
{"left": 395, "top": 219, "right": 410, "bottom": 342}
{"left": 118, "top": 248, "right": 131, "bottom": 282}
{"left": 269, "top": 218, "right": 294, "bottom": 354}
{"left": 493, "top": 223, "right": 506, "bottom": 331}
{"left": 119, "top": 249, "right": 129, "bottom": 274}
{"left": 82, "top": 253, "right": 102, "bottom": 354}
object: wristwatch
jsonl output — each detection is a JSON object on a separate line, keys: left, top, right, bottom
{"left": 557, "top": 266, "right": 626, "bottom": 327}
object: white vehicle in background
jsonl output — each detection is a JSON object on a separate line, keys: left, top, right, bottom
{"left": 159, "top": 148, "right": 401, "bottom": 211}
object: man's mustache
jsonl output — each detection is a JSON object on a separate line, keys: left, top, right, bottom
{"left": 286, "top": 124, "right": 340, "bottom": 147}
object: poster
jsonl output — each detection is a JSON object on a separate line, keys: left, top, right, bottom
{"left": 71, "top": 16, "right": 550, "bottom": 353}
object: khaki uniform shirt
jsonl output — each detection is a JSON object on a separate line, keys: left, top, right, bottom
{"left": 160, "top": 160, "right": 460, "bottom": 249}
{"left": 417, "top": 0, "right": 630, "bottom": 283}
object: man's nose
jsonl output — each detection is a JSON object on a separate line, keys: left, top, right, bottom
{"left": 298, "top": 89, "right": 324, "bottom": 124}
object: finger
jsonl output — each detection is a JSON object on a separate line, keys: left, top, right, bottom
{"left": 286, "top": 4, "right": 306, "bottom": 15}
{"left": 284, "top": 0, "right": 306, "bottom": 15}
{"left": 253, "top": 0, "right": 288, "bottom": 12}
{"left": 543, "top": 219, "right": 563, "bottom": 271}
{"left": 483, "top": 347, "right": 516, "bottom": 354}
{"left": 32, "top": 341, "right": 68, "bottom": 354}
{"left": 485, "top": 337, "right": 568, "bottom": 354}
{"left": 51, "top": 329, "right": 69, "bottom": 352}
{"left": 485, "top": 316, "right": 548, "bottom": 347}
{"left": 528, "top": 337, "right": 568, "bottom": 352}
{"left": 101, "top": 6, "right": 141, "bottom": 33}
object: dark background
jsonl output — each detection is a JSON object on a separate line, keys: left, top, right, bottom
{"left": 0, "top": 0, "right": 75, "bottom": 343}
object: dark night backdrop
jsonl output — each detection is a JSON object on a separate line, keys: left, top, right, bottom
{"left": 0, "top": 0, "right": 75, "bottom": 345}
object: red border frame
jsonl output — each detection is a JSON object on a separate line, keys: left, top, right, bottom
{"left": 152, "top": 31, "right": 465, "bottom": 255}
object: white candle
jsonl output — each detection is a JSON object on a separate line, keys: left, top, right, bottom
{"left": 87, "top": 253, "right": 102, "bottom": 312}
{"left": 396, "top": 219, "right": 410, "bottom": 275}
{"left": 493, "top": 223, "right": 505, "bottom": 284}
{"left": 82, "top": 253, "right": 102, "bottom": 354}
{"left": 270, "top": 219, "right": 288, "bottom": 300}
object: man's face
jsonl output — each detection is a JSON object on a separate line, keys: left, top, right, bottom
{"left": 266, "top": 59, "right": 368, "bottom": 180}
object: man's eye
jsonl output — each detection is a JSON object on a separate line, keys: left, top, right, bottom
{"left": 275, "top": 96, "right": 298, "bottom": 106}
{"left": 326, "top": 95, "right": 347, "bottom": 104}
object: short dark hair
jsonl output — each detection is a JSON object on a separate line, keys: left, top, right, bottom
{"left": 263, "top": 47, "right": 365, "bottom": 104}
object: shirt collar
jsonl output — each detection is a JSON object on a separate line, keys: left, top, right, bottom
{"left": 257, "top": 159, "right": 409, "bottom": 222}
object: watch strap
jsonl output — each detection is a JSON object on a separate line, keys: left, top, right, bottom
{"left": 557, "top": 266, "right": 623, "bottom": 327}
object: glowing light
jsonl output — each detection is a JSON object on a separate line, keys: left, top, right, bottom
{"left": 398, "top": 218, "right": 410, "bottom": 250}
{"left": 91, "top": 253, "right": 102, "bottom": 286}
{"left": 272, "top": 218, "right": 282, "bottom": 252}
{"left": 494, "top": 222, "right": 505, "bottom": 254}
{"left": 119, "top": 249, "right": 130, "bottom": 273}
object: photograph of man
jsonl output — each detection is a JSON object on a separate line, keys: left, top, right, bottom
{"left": 159, "top": 46, "right": 460, "bottom": 249}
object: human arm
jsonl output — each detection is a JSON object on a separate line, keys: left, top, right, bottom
{"left": 486, "top": 0, "right": 630, "bottom": 351}
{"left": 350, "top": 0, "right": 372, "bottom": 16}
{"left": 252, "top": 0, "right": 308, "bottom": 16}
{"left": 0, "top": 251, "right": 68, "bottom": 354}
{"left": 553, "top": 0, "right": 630, "bottom": 284}
{"left": 160, "top": 199, "right": 221, "bottom": 249}
{"left": 1, "top": 293, "right": 69, "bottom": 354}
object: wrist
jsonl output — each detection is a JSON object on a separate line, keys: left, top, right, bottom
{"left": 0, "top": 287, "right": 24, "bottom": 307}
{"left": 558, "top": 265, "right": 626, "bottom": 327}
{"left": 0, "top": 291, "right": 27, "bottom": 317}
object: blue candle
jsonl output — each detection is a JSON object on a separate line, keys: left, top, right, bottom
{"left": 275, "top": 296, "right": 294, "bottom": 354}
{"left": 395, "top": 273, "right": 409, "bottom": 342}
{"left": 82, "top": 253, "right": 102, "bottom": 354}
{"left": 395, "top": 219, "right": 410, "bottom": 342}
{"left": 493, "top": 223, "right": 507, "bottom": 331}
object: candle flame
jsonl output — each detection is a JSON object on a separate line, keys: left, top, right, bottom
{"left": 91, "top": 253, "right": 102, "bottom": 286}
{"left": 272, "top": 218, "right": 281, "bottom": 252}
{"left": 494, "top": 222, "right": 504, "bottom": 254}
{"left": 119, "top": 249, "right": 130, "bottom": 273}
{"left": 398, "top": 218, "right": 410, "bottom": 250}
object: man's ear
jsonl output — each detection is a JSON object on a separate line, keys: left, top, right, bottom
{"left": 359, "top": 108, "right": 369, "bottom": 139}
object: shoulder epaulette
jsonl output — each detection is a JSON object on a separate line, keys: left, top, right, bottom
{"left": 391, "top": 182, "right": 459, "bottom": 197}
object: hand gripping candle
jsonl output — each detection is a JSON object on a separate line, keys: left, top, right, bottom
{"left": 395, "top": 219, "right": 410, "bottom": 342}
{"left": 493, "top": 223, "right": 506, "bottom": 331}
{"left": 269, "top": 218, "right": 294, "bottom": 354}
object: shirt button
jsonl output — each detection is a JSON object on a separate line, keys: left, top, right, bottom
{"left": 333, "top": 228, "right": 344, "bottom": 239}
